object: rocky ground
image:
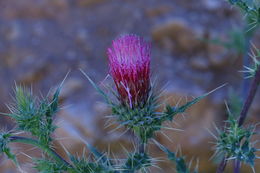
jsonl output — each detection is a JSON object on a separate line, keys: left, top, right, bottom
{"left": 0, "top": 0, "right": 259, "bottom": 172}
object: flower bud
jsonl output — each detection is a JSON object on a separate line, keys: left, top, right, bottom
{"left": 107, "top": 35, "right": 151, "bottom": 108}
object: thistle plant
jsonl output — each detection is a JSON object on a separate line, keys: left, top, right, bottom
{"left": 82, "top": 34, "right": 220, "bottom": 172}
{"left": 0, "top": 4, "right": 259, "bottom": 170}
{"left": 214, "top": 1, "right": 260, "bottom": 173}
{"left": 0, "top": 33, "right": 223, "bottom": 173}
{"left": 214, "top": 64, "right": 260, "bottom": 172}
{"left": 106, "top": 35, "right": 170, "bottom": 147}
{"left": 107, "top": 35, "right": 154, "bottom": 144}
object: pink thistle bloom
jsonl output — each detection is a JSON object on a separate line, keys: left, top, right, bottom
{"left": 107, "top": 35, "right": 151, "bottom": 108}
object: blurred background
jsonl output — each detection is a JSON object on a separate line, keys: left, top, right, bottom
{"left": 0, "top": 0, "right": 259, "bottom": 172}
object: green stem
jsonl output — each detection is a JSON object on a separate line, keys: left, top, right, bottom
{"left": 138, "top": 142, "right": 145, "bottom": 154}
{"left": 136, "top": 134, "right": 145, "bottom": 154}
{"left": 9, "top": 136, "right": 71, "bottom": 167}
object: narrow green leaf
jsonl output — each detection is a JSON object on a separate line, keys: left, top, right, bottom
{"left": 165, "top": 84, "right": 226, "bottom": 119}
{"left": 80, "top": 69, "right": 110, "bottom": 104}
{"left": 178, "top": 84, "right": 226, "bottom": 113}
{"left": 50, "top": 71, "right": 69, "bottom": 114}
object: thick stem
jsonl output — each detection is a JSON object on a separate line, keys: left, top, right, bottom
{"left": 136, "top": 134, "right": 145, "bottom": 154}
{"left": 216, "top": 157, "right": 227, "bottom": 173}
{"left": 233, "top": 65, "right": 260, "bottom": 173}
{"left": 242, "top": 36, "right": 251, "bottom": 100}
{"left": 234, "top": 35, "right": 251, "bottom": 173}
{"left": 233, "top": 160, "right": 241, "bottom": 173}
{"left": 9, "top": 136, "right": 71, "bottom": 167}
{"left": 138, "top": 142, "right": 145, "bottom": 154}
{"left": 135, "top": 129, "right": 145, "bottom": 154}
{"left": 238, "top": 66, "right": 260, "bottom": 126}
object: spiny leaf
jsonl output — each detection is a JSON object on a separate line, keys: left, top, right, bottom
{"left": 165, "top": 84, "right": 226, "bottom": 119}
{"left": 178, "top": 84, "right": 226, "bottom": 113}
{"left": 49, "top": 71, "right": 69, "bottom": 113}
{"left": 80, "top": 69, "right": 111, "bottom": 104}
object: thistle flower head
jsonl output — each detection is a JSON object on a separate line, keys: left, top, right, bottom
{"left": 107, "top": 34, "right": 151, "bottom": 108}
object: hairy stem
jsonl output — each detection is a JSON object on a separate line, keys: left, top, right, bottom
{"left": 9, "top": 136, "right": 71, "bottom": 167}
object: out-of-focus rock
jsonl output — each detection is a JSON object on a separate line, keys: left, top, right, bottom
{"left": 59, "top": 77, "right": 84, "bottom": 99}
{"left": 1, "top": 0, "right": 69, "bottom": 19}
{"left": 16, "top": 60, "right": 51, "bottom": 84}
{"left": 4, "top": 23, "right": 21, "bottom": 41}
{"left": 202, "top": 0, "right": 221, "bottom": 10}
{"left": 145, "top": 6, "right": 172, "bottom": 18}
{"left": 152, "top": 19, "right": 203, "bottom": 54}
{"left": 1, "top": 53, "right": 16, "bottom": 68}
{"left": 190, "top": 56, "right": 210, "bottom": 71}
{"left": 207, "top": 44, "right": 236, "bottom": 69}
{"left": 53, "top": 107, "right": 96, "bottom": 157}
{"left": 75, "top": 0, "right": 106, "bottom": 7}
